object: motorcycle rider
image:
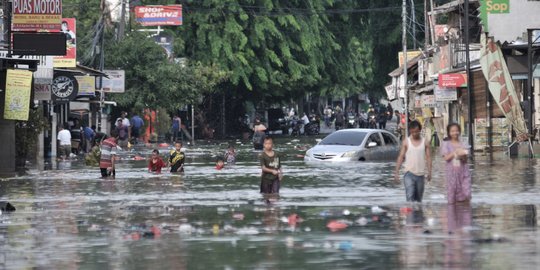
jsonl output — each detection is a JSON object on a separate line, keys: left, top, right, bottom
{"left": 335, "top": 107, "right": 345, "bottom": 131}
{"left": 301, "top": 113, "right": 310, "bottom": 134}
{"left": 377, "top": 109, "right": 388, "bottom": 130}
{"left": 324, "top": 106, "right": 333, "bottom": 128}
{"left": 367, "top": 106, "right": 377, "bottom": 129}
{"left": 346, "top": 108, "right": 357, "bottom": 128}
{"left": 358, "top": 110, "right": 368, "bottom": 128}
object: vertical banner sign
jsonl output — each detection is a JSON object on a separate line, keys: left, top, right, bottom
{"left": 134, "top": 5, "right": 182, "bottom": 26}
{"left": 480, "top": 34, "right": 529, "bottom": 141}
{"left": 418, "top": 60, "right": 425, "bottom": 84}
{"left": 54, "top": 18, "right": 76, "bottom": 68}
{"left": 4, "top": 69, "right": 33, "bottom": 121}
{"left": 12, "top": 0, "right": 62, "bottom": 31}
{"left": 385, "top": 84, "right": 396, "bottom": 101}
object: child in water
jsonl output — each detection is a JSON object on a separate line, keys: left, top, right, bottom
{"left": 215, "top": 158, "right": 225, "bottom": 170}
{"left": 148, "top": 149, "right": 165, "bottom": 174}
{"left": 169, "top": 141, "right": 185, "bottom": 173}
{"left": 259, "top": 137, "right": 283, "bottom": 194}
{"left": 224, "top": 145, "right": 237, "bottom": 165}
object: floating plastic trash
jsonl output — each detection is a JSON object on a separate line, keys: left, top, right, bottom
{"left": 343, "top": 209, "right": 351, "bottom": 216}
{"left": 338, "top": 241, "right": 353, "bottom": 251}
{"left": 236, "top": 227, "right": 259, "bottom": 235}
{"left": 327, "top": 220, "right": 348, "bottom": 231}
{"left": 179, "top": 224, "right": 193, "bottom": 234}
{"left": 400, "top": 207, "right": 413, "bottom": 215}
{"left": 356, "top": 217, "right": 368, "bottom": 226}
{"left": 371, "top": 206, "right": 385, "bottom": 214}
{"left": 232, "top": 213, "right": 245, "bottom": 220}
{"left": 288, "top": 214, "right": 302, "bottom": 226}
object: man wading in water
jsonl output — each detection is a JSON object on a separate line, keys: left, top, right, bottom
{"left": 394, "top": 120, "right": 432, "bottom": 202}
{"left": 259, "top": 137, "right": 283, "bottom": 194}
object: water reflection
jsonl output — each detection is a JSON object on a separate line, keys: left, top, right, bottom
{"left": 444, "top": 203, "right": 473, "bottom": 269}
{"left": 1, "top": 138, "right": 540, "bottom": 268}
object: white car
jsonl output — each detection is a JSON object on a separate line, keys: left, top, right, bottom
{"left": 304, "top": 129, "right": 400, "bottom": 162}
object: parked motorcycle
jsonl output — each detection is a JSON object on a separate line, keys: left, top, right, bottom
{"left": 368, "top": 115, "right": 377, "bottom": 129}
{"left": 289, "top": 116, "right": 303, "bottom": 137}
{"left": 347, "top": 114, "right": 357, "bottom": 128}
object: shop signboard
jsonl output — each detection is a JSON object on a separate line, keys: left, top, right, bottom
{"left": 135, "top": 5, "right": 182, "bottom": 26}
{"left": 12, "top": 0, "right": 62, "bottom": 31}
{"left": 438, "top": 73, "right": 467, "bottom": 88}
{"left": 434, "top": 85, "right": 457, "bottom": 102}
{"left": 4, "top": 69, "right": 33, "bottom": 121}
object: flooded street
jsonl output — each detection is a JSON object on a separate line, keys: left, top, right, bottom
{"left": 1, "top": 137, "right": 540, "bottom": 269}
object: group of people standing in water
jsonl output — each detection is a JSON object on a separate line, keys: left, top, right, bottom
{"left": 97, "top": 130, "right": 187, "bottom": 178}
{"left": 96, "top": 119, "right": 470, "bottom": 204}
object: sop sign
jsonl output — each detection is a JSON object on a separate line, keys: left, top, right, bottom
{"left": 485, "top": 0, "right": 509, "bottom": 13}
{"left": 13, "top": 0, "right": 62, "bottom": 31}
{"left": 135, "top": 5, "right": 182, "bottom": 26}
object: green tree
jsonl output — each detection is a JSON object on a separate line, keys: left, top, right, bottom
{"left": 104, "top": 32, "right": 228, "bottom": 111}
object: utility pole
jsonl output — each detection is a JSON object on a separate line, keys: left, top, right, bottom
{"left": 424, "top": 0, "right": 429, "bottom": 48}
{"left": 464, "top": 0, "right": 474, "bottom": 154}
{"left": 3, "top": 0, "right": 12, "bottom": 57}
{"left": 403, "top": 0, "right": 409, "bottom": 136}
{"left": 410, "top": 0, "right": 416, "bottom": 50}
{"left": 117, "top": 0, "right": 127, "bottom": 41}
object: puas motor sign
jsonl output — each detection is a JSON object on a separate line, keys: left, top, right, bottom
{"left": 12, "top": 0, "right": 62, "bottom": 31}
{"left": 135, "top": 5, "right": 182, "bottom": 27}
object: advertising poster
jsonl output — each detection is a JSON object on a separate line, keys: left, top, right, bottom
{"left": 75, "top": 76, "right": 95, "bottom": 96}
{"left": 438, "top": 73, "right": 467, "bottom": 88}
{"left": 100, "top": 70, "right": 125, "bottom": 93}
{"left": 54, "top": 18, "right": 76, "bottom": 68}
{"left": 12, "top": 0, "right": 62, "bottom": 31}
{"left": 135, "top": 5, "right": 182, "bottom": 26}
{"left": 4, "top": 69, "right": 33, "bottom": 121}
{"left": 434, "top": 85, "right": 457, "bottom": 102}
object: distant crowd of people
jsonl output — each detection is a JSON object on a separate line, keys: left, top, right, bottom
{"left": 322, "top": 104, "right": 395, "bottom": 131}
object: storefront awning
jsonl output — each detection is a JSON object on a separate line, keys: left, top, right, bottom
{"left": 428, "top": 0, "right": 479, "bottom": 16}
{"left": 414, "top": 83, "right": 435, "bottom": 94}
{"left": 54, "top": 65, "right": 109, "bottom": 77}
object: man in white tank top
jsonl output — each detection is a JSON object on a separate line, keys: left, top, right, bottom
{"left": 394, "top": 120, "right": 432, "bottom": 202}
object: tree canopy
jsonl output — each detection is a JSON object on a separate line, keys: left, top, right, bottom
{"left": 63, "top": 0, "right": 407, "bottom": 109}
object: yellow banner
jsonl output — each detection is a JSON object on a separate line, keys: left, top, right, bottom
{"left": 75, "top": 76, "right": 96, "bottom": 95}
{"left": 53, "top": 58, "right": 76, "bottom": 68}
{"left": 4, "top": 69, "right": 33, "bottom": 121}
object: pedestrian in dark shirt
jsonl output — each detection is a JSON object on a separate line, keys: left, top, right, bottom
{"left": 259, "top": 137, "right": 283, "bottom": 194}
{"left": 130, "top": 113, "right": 144, "bottom": 142}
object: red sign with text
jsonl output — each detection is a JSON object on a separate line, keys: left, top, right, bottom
{"left": 438, "top": 73, "right": 468, "bottom": 88}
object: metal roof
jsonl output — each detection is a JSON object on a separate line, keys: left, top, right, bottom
{"left": 388, "top": 54, "right": 423, "bottom": 77}
{"left": 54, "top": 64, "right": 109, "bottom": 77}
